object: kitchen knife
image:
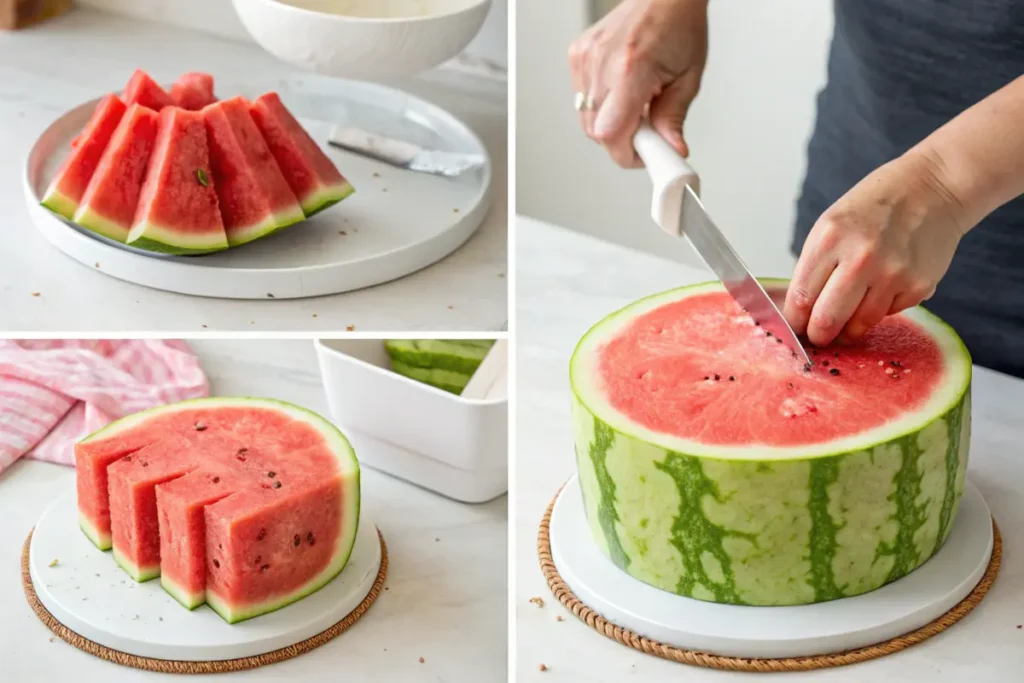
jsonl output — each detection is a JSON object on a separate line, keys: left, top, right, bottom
{"left": 327, "top": 125, "right": 486, "bottom": 178}
{"left": 632, "top": 122, "right": 811, "bottom": 366}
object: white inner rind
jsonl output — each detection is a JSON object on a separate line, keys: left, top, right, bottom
{"left": 570, "top": 279, "right": 972, "bottom": 461}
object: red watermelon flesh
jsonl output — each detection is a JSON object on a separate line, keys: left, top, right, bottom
{"left": 74, "top": 104, "right": 160, "bottom": 242}
{"left": 204, "top": 97, "right": 304, "bottom": 247}
{"left": 597, "top": 286, "right": 944, "bottom": 447}
{"left": 123, "top": 69, "right": 174, "bottom": 111}
{"left": 41, "top": 94, "right": 127, "bottom": 219}
{"left": 128, "top": 107, "right": 228, "bottom": 255}
{"left": 172, "top": 72, "right": 217, "bottom": 111}
{"left": 75, "top": 399, "right": 360, "bottom": 624}
{"left": 249, "top": 92, "right": 354, "bottom": 217}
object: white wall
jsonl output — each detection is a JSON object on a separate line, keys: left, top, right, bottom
{"left": 516, "top": 0, "right": 834, "bottom": 276}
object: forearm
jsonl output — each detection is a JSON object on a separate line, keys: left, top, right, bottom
{"left": 909, "top": 74, "right": 1024, "bottom": 233}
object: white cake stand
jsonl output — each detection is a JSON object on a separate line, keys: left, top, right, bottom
{"left": 549, "top": 476, "right": 993, "bottom": 660}
{"left": 27, "top": 489, "right": 382, "bottom": 661}
{"left": 24, "top": 77, "right": 492, "bottom": 300}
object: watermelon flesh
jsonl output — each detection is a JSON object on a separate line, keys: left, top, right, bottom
{"left": 41, "top": 94, "right": 127, "bottom": 219}
{"left": 75, "top": 398, "right": 360, "bottom": 623}
{"left": 204, "top": 97, "right": 305, "bottom": 247}
{"left": 571, "top": 279, "right": 972, "bottom": 606}
{"left": 171, "top": 72, "right": 217, "bottom": 111}
{"left": 123, "top": 69, "right": 175, "bottom": 111}
{"left": 249, "top": 92, "right": 354, "bottom": 217}
{"left": 128, "top": 107, "right": 228, "bottom": 255}
{"left": 73, "top": 104, "right": 159, "bottom": 242}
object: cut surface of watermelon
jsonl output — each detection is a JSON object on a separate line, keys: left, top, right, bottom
{"left": 128, "top": 107, "right": 228, "bottom": 255}
{"left": 75, "top": 397, "right": 360, "bottom": 623}
{"left": 123, "top": 69, "right": 174, "bottom": 111}
{"left": 571, "top": 279, "right": 972, "bottom": 606}
{"left": 73, "top": 104, "right": 159, "bottom": 242}
{"left": 171, "top": 72, "right": 217, "bottom": 111}
{"left": 41, "top": 94, "right": 127, "bottom": 219}
{"left": 249, "top": 92, "right": 354, "bottom": 217}
{"left": 204, "top": 97, "right": 305, "bottom": 247}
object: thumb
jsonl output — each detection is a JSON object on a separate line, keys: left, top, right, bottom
{"left": 649, "top": 70, "right": 701, "bottom": 158}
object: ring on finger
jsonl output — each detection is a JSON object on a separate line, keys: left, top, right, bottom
{"left": 574, "top": 92, "right": 597, "bottom": 111}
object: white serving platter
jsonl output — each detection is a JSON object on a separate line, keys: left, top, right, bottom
{"left": 28, "top": 488, "right": 382, "bottom": 661}
{"left": 549, "top": 475, "right": 993, "bottom": 660}
{"left": 24, "top": 76, "right": 492, "bottom": 300}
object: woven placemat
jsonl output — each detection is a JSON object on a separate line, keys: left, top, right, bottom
{"left": 538, "top": 490, "right": 1001, "bottom": 672}
{"left": 22, "top": 528, "right": 388, "bottom": 674}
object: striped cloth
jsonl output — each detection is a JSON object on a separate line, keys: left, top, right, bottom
{"left": 0, "top": 340, "right": 209, "bottom": 475}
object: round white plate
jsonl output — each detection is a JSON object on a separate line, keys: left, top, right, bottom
{"left": 24, "top": 76, "right": 492, "bottom": 300}
{"left": 550, "top": 475, "right": 993, "bottom": 660}
{"left": 28, "top": 488, "right": 382, "bottom": 661}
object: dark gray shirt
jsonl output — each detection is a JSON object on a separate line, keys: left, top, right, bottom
{"left": 794, "top": 0, "right": 1024, "bottom": 377}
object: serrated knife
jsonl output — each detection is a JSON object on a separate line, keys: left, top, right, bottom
{"left": 632, "top": 123, "right": 811, "bottom": 366}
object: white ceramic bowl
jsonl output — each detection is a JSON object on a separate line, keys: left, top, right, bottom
{"left": 233, "top": 0, "right": 494, "bottom": 80}
{"left": 314, "top": 339, "right": 507, "bottom": 503}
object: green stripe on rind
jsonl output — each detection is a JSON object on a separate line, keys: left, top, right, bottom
{"left": 73, "top": 207, "right": 130, "bottom": 243}
{"left": 40, "top": 190, "right": 78, "bottom": 220}
{"left": 226, "top": 204, "right": 306, "bottom": 248}
{"left": 384, "top": 339, "right": 495, "bottom": 374}
{"left": 113, "top": 547, "right": 160, "bottom": 582}
{"left": 390, "top": 360, "right": 471, "bottom": 394}
{"left": 161, "top": 575, "right": 205, "bottom": 610}
{"left": 569, "top": 278, "right": 973, "bottom": 606}
{"left": 79, "top": 512, "right": 112, "bottom": 551}
{"left": 126, "top": 220, "right": 229, "bottom": 255}
{"left": 301, "top": 181, "right": 355, "bottom": 218}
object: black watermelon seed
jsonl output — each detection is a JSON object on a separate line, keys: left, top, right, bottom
{"left": 788, "top": 382, "right": 794, "bottom": 388}
{"left": 729, "top": 376, "right": 735, "bottom": 381}
{"left": 212, "top": 559, "right": 220, "bottom": 569}
{"left": 822, "top": 360, "right": 829, "bottom": 367}
{"left": 704, "top": 376, "right": 710, "bottom": 381}
{"left": 830, "top": 368, "right": 840, "bottom": 376}
{"left": 273, "top": 481, "right": 282, "bottom": 489}
{"left": 803, "top": 364, "right": 812, "bottom": 372}
{"left": 141, "top": 461, "right": 149, "bottom": 467}
{"left": 307, "top": 532, "right": 315, "bottom": 546}
{"left": 811, "top": 349, "right": 818, "bottom": 355}
{"left": 195, "top": 422, "right": 207, "bottom": 431}
{"left": 261, "top": 564, "right": 270, "bottom": 573}
{"left": 776, "top": 338, "right": 782, "bottom": 344}
{"left": 254, "top": 555, "right": 261, "bottom": 565}
{"left": 714, "top": 374, "right": 721, "bottom": 381}
{"left": 257, "top": 528, "right": 266, "bottom": 541}
{"left": 123, "top": 456, "right": 132, "bottom": 462}
{"left": 212, "top": 477, "right": 220, "bottom": 483}
{"left": 766, "top": 331, "right": 773, "bottom": 337}
{"left": 754, "top": 321, "right": 760, "bottom": 326}
{"left": 267, "top": 471, "right": 276, "bottom": 478}
{"left": 294, "top": 534, "right": 301, "bottom": 547}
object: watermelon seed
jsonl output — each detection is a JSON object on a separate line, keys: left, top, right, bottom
{"left": 195, "top": 422, "right": 207, "bottom": 431}
{"left": 811, "top": 348, "right": 817, "bottom": 355}
{"left": 803, "top": 363, "right": 812, "bottom": 372}
{"left": 257, "top": 528, "right": 266, "bottom": 541}
{"left": 703, "top": 376, "right": 709, "bottom": 381}
{"left": 833, "top": 352, "right": 840, "bottom": 358}
{"left": 255, "top": 555, "right": 262, "bottom": 565}
{"left": 196, "top": 168, "right": 209, "bottom": 187}
{"left": 142, "top": 461, "right": 149, "bottom": 467}
{"left": 123, "top": 456, "right": 132, "bottom": 462}
{"left": 261, "top": 564, "right": 270, "bottom": 573}
{"left": 729, "top": 376, "right": 735, "bottom": 381}
{"left": 274, "top": 481, "right": 282, "bottom": 489}
{"left": 267, "top": 471, "right": 276, "bottom": 478}
{"left": 766, "top": 331, "right": 772, "bottom": 337}
{"left": 218, "top": 544, "right": 222, "bottom": 549}
{"left": 307, "top": 532, "right": 316, "bottom": 546}
{"left": 714, "top": 374, "right": 720, "bottom": 381}
{"left": 776, "top": 338, "right": 782, "bottom": 344}
{"left": 830, "top": 368, "right": 840, "bottom": 376}
{"left": 294, "top": 534, "right": 301, "bottom": 547}
{"left": 788, "top": 382, "right": 793, "bottom": 388}
{"left": 754, "top": 321, "right": 760, "bottom": 326}
{"left": 890, "top": 360, "right": 902, "bottom": 367}
{"left": 212, "top": 477, "right": 220, "bottom": 483}
{"left": 822, "top": 360, "right": 829, "bottom": 367}
{"left": 213, "top": 559, "right": 220, "bottom": 568}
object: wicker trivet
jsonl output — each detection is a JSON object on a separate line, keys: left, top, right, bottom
{"left": 538, "top": 490, "right": 1001, "bottom": 672}
{"left": 22, "top": 528, "right": 388, "bottom": 674}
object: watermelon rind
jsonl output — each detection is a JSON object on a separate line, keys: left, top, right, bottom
{"left": 113, "top": 546, "right": 161, "bottom": 582}
{"left": 40, "top": 188, "right": 79, "bottom": 221}
{"left": 384, "top": 339, "right": 495, "bottom": 375}
{"left": 301, "top": 181, "right": 355, "bottom": 218}
{"left": 161, "top": 574, "right": 205, "bottom": 610}
{"left": 78, "top": 511, "right": 112, "bottom": 551}
{"left": 570, "top": 278, "right": 973, "bottom": 606}
{"left": 126, "top": 220, "right": 230, "bottom": 256}
{"left": 78, "top": 397, "right": 361, "bottom": 622}
{"left": 390, "top": 360, "right": 471, "bottom": 395}
{"left": 73, "top": 206, "right": 130, "bottom": 243}
{"left": 226, "top": 204, "right": 306, "bottom": 248}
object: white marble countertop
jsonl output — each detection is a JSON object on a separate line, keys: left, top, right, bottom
{"left": 0, "top": 340, "right": 507, "bottom": 682}
{"left": 514, "top": 215, "right": 1024, "bottom": 682}
{"left": 0, "top": 8, "right": 507, "bottom": 333}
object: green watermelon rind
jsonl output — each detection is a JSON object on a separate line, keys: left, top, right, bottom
{"left": 226, "top": 204, "right": 306, "bottom": 248}
{"left": 126, "top": 220, "right": 230, "bottom": 256}
{"left": 72, "top": 206, "right": 131, "bottom": 243}
{"left": 384, "top": 339, "right": 496, "bottom": 375}
{"left": 569, "top": 278, "right": 973, "bottom": 606}
{"left": 301, "top": 181, "right": 355, "bottom": 219}
{"left": 161, "top": 574, "right": 205, "bottom": 610}
{"left": 390, "top": 360, "right": 472, "bottom": 395}
{"left": 40, "top": 189, "right": 79, "bottom": 221}
{"left": 113, "top": 546, "right": 161, "bottom": 582}
{"left": 78, "top": 511, "right": 112, "bottom": 551}
{"left": 78, "top": 396, "right": 362, "bottom": 623}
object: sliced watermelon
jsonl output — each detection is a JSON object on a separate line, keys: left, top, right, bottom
{"left": 73, "top": 104, "right": 160, "bottom": 242}
{"left": 204, "top": 97, "right": 305, "bottom": 247}
{"left": 570, "top": 279, "right": 972, "bottom": 606}
{"left": 128, "top": 107, "right": 228, "bottom": 255}
{"left": 123, "top": 69, "right": 174, "bottom": 111}
{"left": 75, "top": 397, "right": 360, "bottom": 624}
{"left": 249, "top": 92, "right": 354, "bottom": 217}
{"left": 171, "top": 72, "right": 217, "bottom": 111}
{"left": 40, "top": 94, "right": 127, "bottom": 220}
{"left": 384, "top": 340, "right": 496, "bottom": 394}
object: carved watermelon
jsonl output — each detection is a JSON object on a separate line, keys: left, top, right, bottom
{"left": 570, "top": 279, "right": 972, "bottom": 606}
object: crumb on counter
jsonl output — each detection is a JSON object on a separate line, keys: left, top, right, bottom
{"left": 529, "top": 597, "right": 545, "bottom": 608}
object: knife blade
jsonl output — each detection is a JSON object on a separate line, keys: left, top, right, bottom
{"left": 632, "top": 123, "right": 810, "bottom": 366}
{"left": 327, "top": 126, "right": 486, "bottom": 178}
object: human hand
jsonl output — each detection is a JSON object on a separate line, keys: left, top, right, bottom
{"left": 568, "top": 0, "right": 708, "bottom": 168}
{"left": 784, "top": 151, "right": 968, "bottom": 347}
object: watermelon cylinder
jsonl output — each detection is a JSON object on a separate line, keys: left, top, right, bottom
{"left": 569, "top": 279, "right": 972, "bottom": 606}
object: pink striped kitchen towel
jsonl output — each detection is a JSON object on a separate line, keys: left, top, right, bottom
{"left": 0, "top": 340, "right": 209, "bottom": 475}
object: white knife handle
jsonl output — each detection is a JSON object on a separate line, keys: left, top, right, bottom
{"left": 633, "top": 122, "right": 701, "bottom": 237}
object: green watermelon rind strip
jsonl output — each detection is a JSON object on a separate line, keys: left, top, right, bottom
{"left": 384, "top": 339, "right": 496, "bottom": 375}
{"left": 390, "top": 360, "right": 472, "bottom": 395}
{"left": 40, "top": 189, "right": 79, "bottom": 221}
{"left": 78, "top": 512, "right": 112, "bottom": 551}
{"left": 226, "top": 204, "right": 306, "bottom": 248}
{"left": 301, "top": 180, "right": 355, "bottom": 219}
{"left": 161, "top": 574, "right": 206, "bottom": 610}
{"left": 113, "top": 546, "right": 161, "bottom": 582}
{"left": 126, "top": 220, "right": 230, "bottom": 255}
{"left": 72, "top": 205, "right": 131, "bottom": 243}
{"left": 78, "top": 396, "right": 362, "bottom": 624}
{"left": 570, "top": 278, "right": 973, "bottom": 606}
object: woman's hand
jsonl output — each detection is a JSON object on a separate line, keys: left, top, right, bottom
{"left": 568, "top": 0, "right": 708, "bottom": 167}
{"left": 784, "top": 151, "right": 968, "bottom": 347}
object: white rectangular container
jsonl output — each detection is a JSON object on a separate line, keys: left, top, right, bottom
{"left": 314, "top": 339, "right": 507, "bottom": 503}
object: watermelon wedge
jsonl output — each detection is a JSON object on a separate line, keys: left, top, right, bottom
{"left": 571, "top": 279, "right": 972, "bottom": 606}
{"left": 171, "top": 72, "right": 217, "bottom": 111}
{"left": 128, "top": 107, "right": 228, "bottom": 255}
{"left": 75, "top": 397, "right": 360, "bottom": 623}
{"left": 249, "top": 92, "right": 354, "bottom": 217}
{"left": 73, "top": 104, "right": 160, "bottom": 242}
{"left": 40, "top": 94, "right": 127, "bottom": 219}
{"left": 204, "top": 97, "right": 305, "bottom": 247}
{"left": 123, "top": 69, "right": 174, "bottom": 111}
